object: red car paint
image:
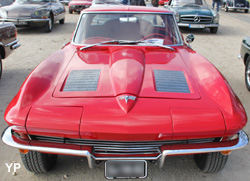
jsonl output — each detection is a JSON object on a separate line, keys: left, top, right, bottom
{"left": 4, "top": 6, "right": 247, "bottom": 157}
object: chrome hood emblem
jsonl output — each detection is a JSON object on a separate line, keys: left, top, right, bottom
{"left": 118, "top": 95, "right": 136, "bottom": 103}
{"left": 194, "top": 16, "right": 200, "bottom": 23}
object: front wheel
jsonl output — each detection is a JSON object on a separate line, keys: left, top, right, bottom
{"left": 20, "top": 151, "right": 57, "bottom": 173}
{"left": 59, "top": 18, "right": 65, "bottom": 24}
{"left": 210, "top": 27, "right": 218, "bottom": 34}
{"left": 0, "top": 57, "right": 2, "bottom": 79}
{"left": 45, "top": 15, "right": 53, "bottom": 33}
{"left": 245, "top": 9, "right": 249, "bottom": 13}
{"left": 245, "top": 57, "right": 250, "bottom": 91}
{"left": 194, "top": 152, "right": 228, "bottom": 173}
{"left": 225, "top": 6, "right": 229, "bottom": 12}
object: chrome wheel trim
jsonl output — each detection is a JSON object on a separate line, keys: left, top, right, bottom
{"left": 48, "top": 17, "right": 52, "bottom": 30}
{"left": 246, "top": 66, "right": 250, "bottom": 86}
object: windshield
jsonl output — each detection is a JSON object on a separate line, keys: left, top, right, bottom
{"left": 171, "top": 0, "right": 207, "bottom": 6}
{"left": 16, "top": 0, "right": 50, "bottom": 4}
{"left": 74, "top": 13, "right": 182, "bottom": 46}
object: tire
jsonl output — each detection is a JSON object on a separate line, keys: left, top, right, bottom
{"left": 245, "top": 9, "right": 249, "bottom": 13}
{"left": 210, "top": 27, "right": 218, "bottom": 34}
{"left": 225, "top": 6, "right": 228, "bottom": 12}
{"left": 20, "top": 151, "right": 57, "bottom": 173}
{"left": 194, "top": 152, "right": 228, "bottom": 173}
{"left": 245, "top": 57, "right": 250, "bottom": 91}
{"left": 69, "top": 10, "right": 73, "bottom": 14}
{"left": 59, "top": 18, "right": 65, "bottom": 24}
{"left": 0, "top": 58, "right": 2, "bottom": 79}
{"left": 45, "top": 15, "right": 53, "bottom": 33}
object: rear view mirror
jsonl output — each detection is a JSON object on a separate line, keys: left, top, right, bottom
{"left": 186, "top": 34, "right": 194, "bottom": 44}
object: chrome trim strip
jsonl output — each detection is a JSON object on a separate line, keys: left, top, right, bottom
{"left": 1, "top": 126, "right": 248, "bottom": 168}
{"left": 227, "top": 7, "right": 249, "bottom": 10}
{"left": 180, "top": 15, "right": 213, "bottom": 18}
{"left": 0, "top": 18, "right": 49, "bottom": 23}
{"left": 11, "top": 42, "right": 21, "bottom": 50}
{"left": 178, "top": 23, "right": 219, "bottom": 28}
{"left": 242, "top": 41, "right": 250, "bottom": 51}
{"left": 4, "top": 39, "right": 19, "bottom": 47}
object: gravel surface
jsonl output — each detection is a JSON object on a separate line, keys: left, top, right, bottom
{"left": 0, "top": 1, "right": 250, "bottom": 180}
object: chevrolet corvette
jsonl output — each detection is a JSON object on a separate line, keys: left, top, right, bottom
{"left": 1, "top": 6, "right": 248, "bottom": 179}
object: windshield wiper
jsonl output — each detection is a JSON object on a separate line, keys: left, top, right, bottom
{"left": 80, "top": 40, "right": 120, "bottom": 50}
{"left": 80, "top": 40, "right": 175, "bottom": 51}
{"left": 80, "top": 40, "right": 146, "bottom": 50}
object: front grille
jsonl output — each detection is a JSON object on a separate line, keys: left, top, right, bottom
{"left": 29, "top": 135, "right": 220, "bottom": 155}
{"left": 180, "top": 15, "right": 213, "bottom": 23}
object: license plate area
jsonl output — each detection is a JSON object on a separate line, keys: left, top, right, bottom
{"left": 14, "top": 21, "right": 27, "bottom": 25}
{"left": 105, "top": 160, "right": 147, "bottom": 179}
{"left": 189, "top": 24, "right": 205, "bottom": 28}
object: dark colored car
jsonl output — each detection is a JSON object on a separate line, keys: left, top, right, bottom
{"left": 0, "top": 22, "right": 20, "bottom": 78}
{"left": 69, "top": 0, "right": 92, "bottom": 14}
{"left": 239, "top": 36, "right": 250, "bottom": 91}
{"left": 224, "top": 0, "right": 249, "bottom": 13}
{"left": 0, "top": 0, "right": 65, "bottom": 32}
{"left": 165, "top": 0, "right": 220, "bottom": 33}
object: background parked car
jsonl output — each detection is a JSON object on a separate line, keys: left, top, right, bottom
{"left": 224, "top": 0, "right": 249, "bottom": 13}
{"left": 0, "top": 0, "right": 65, "bottom": 32}
{"left": 159, "top": 0, "right": 169, "bottom": 5}
{"left": 0, "top": 22, "right": 20, "bottom": 78}
{"left": 240, "top": 36, "right": 250, "bottom": 91}
{"left": 69, "top": 0, "right": 92, "bottom": 14}
{"left": 164, "top": 0, "right": 220, "bottom": 33}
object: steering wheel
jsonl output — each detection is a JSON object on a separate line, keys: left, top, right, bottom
{"left": 83, "top": 37, "right": 112, "bottom": 44}
{"left": 142, "top": 33, "right": 166, "bottom": 41}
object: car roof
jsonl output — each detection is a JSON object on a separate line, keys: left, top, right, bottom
{"left": 84, "top": 5, "right": 173, "bottom": 13}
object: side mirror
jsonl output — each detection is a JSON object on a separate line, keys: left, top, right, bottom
{"left": 186, "top": 34, "right": 194, "bottom": 44}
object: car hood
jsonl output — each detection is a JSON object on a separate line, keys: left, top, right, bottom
{"left": 172, "top": 5, "right": 213, "bottom": 16}
{"left": 2, "top": 3, "right": 49, "bottom": 18}
{"left": 53, "top": 47, "right": 200, "bottom": 100}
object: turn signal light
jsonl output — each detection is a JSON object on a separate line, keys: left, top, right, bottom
{"left": 19, "top": 149, "right": 29, "bottom": 154}
{"left": 221, "top": 150, "right": 231, "bottom": 155}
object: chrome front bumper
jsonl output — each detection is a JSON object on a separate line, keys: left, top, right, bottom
{"left": 4, "top": 39, "right": 21, "bottom": 50}
{"left": 0, "top": 18, "right": 49, "bottom": 25}
{"left": 1, "top": 126, "right": 249, "bottom": 169}
{"left": 178, "top": 23, "right": 219, "bottom": 28}
{"left": 227, "top": 7, "right": 249, "bottom": 10}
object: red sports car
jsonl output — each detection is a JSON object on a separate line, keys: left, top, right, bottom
{"left": 1, "top": 6, "right": 249, "bottom": 178}
{"left": 69, "top": 0, "right": 92, "bottom": 14}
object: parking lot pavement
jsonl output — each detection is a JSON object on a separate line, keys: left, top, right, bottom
{"left": 0, "top": 2, "right": 250, "bottom": 180}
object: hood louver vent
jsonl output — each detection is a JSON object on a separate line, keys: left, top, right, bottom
{"left": 154, "top": 70, "right": 190, "bottom": 93}
{"left": 63, "top": 69, "right": 100, "bottom": 92}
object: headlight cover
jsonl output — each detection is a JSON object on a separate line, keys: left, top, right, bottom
{"left": 0, "top": 9, "right": 8, "bottom": 19}
{"left": 175, "top": 12, "right": 180, "bottom": 23}
{"left": 212, "top": 10, "right": 219, "bottom": 24}
{"left": 32, "top": 9, "right": 50, "bottom": 19}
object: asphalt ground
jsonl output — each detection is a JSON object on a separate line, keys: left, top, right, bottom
{"left": 0, "top": 0, "right": 250, "bottom": 180}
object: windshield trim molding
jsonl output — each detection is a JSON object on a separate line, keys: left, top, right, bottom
{"left": 71, "top": 11, "right": 184, "bottom": 46}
